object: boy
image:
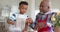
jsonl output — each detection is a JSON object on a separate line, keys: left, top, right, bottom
{"left": 7, "top": 1, "right": 29, "bottom": 32}
{"left": 26, "top": 0, "right": 55, "bottom": 32}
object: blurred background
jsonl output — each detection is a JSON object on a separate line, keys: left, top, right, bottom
{"left": 0, "top": 0, "right": 60, "bottom": 32}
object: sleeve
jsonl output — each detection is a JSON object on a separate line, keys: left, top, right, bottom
{"left": 47, "top": 12, "right": 56, "bottom": 27}
{"left": 29, "top": 15, "right": 38, "bottom": 29}
{"left": 9, "top": 13, "right": 16, "bottom": 21}
{"left": 50, "top": 12, "right": 56, "bottom": 23}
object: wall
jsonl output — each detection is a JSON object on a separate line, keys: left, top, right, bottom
{"left": 35, "top": 0, "right": 60, "bottom": 10}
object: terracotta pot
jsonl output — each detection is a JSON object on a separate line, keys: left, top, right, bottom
{"left": 54, "top": 27, "right": 60, "bottom": 32}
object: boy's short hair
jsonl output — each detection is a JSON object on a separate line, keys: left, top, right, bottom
{"left": 19, "top": 1, "right": 28, "bottom": 6}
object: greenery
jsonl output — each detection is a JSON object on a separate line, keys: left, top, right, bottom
{"left": 51, "top": 11, "right": 60, "bottom": 27}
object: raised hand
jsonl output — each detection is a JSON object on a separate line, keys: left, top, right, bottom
{"left": 23, "top": 18, "right": 33, "bottom": 32}
{"left": 25, "top": 18, "right": 33, "bottom": 26}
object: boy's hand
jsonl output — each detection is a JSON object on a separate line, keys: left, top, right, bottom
{"left": 23, "top": 18, "right": 33, "bottom": 32}
{"left": 7, "top": 19, "right": 16, "bottom": 25}
{"left": 25, "top": 18, "right": 33, "bottom": 26}
{"left": 11, "top": 21, "right": 16, "bottom": 25}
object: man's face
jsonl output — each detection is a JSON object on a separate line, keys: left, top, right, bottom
{"left": 39, "top": 1, "right": 50, "bottom": 13}
{"left": 19, "top": 4, "right": 28, "bottom": 14}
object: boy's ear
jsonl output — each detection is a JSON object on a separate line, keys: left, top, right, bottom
{"left": 48, "top": 6, "right": 50, "bottom": 9}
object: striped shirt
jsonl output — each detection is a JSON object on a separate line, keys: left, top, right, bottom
{"left": 30, "top": 12, "right": 56, "bottom": 32}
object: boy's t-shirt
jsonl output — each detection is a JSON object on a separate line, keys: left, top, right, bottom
{"left": 9, "top": 13, "right": 28, "bottom": 31}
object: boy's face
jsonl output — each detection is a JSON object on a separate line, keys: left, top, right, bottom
{"left": 39, "top": 1, "right": 50, "bottom": 13}
{"left": 19, "top": 4, "right": 28, "bottom": 14}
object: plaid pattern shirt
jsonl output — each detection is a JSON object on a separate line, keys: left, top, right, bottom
{"left": 30, "top": 12, "right": 55, "bottom": 32}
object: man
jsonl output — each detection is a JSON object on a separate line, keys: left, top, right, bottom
{"left": 26, "top": 0, "right": 55, "bottom": 32}
{"left": 7, "top": 1, "right": 30, "bottom": 32}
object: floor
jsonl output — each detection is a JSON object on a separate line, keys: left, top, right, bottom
{"left": 0, "top": 22, "right": 6, "bottom": 32}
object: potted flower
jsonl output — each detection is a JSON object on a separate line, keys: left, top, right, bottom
{"left": 51, "top": 11, "right": 60, "bottom": 32}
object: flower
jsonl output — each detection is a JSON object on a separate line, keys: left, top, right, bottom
{"left": 51, "top": 14, "right": 56, "bottom": 22}
{"left": 56, "top": 11, "right": 60, "bottom": 16}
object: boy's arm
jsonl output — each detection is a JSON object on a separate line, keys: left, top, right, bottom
{"left": 7, "top": 13, "right": 16, "bottom": 25}
{"left": 7, "top": 18, "right": 16, "bottom": 25}
{"left": 29, "top": 15, "right": 38, "bottom": 30}
{"left": 23, "top": 15, "right": 38, "bottom": 31}
{"left": 29, "top": 22, "right": 38, "bottom": 30}
{"left": 22, "top": 18, "right": 33, "bottom": 32}
{"left": 22, "top": 22, "right": 29, "bottom": 32}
